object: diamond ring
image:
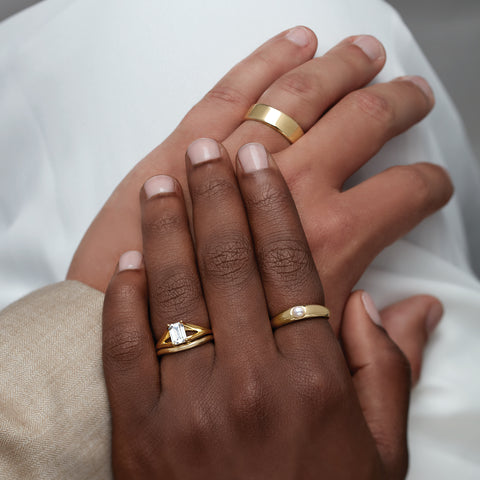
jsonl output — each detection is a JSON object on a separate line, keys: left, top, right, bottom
{"left": 271, "top": 305, "right": 330, "bottom": 329}
{"left": 156, "top": 322, "right": 213, "bottom": 356}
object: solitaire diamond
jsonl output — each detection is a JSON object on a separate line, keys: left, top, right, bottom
{"left": 168, "top": 322, "right": 187, "bottom": 345}
{"left": 292, "top": 306, "right": 306, "bottom": 318}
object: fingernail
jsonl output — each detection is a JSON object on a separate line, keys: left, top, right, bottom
{"left": 361, "top": 292, "right": 382, "bottom": 326}
{"left": 425, "top": 302, "right": 443, "bottom": 335}
{"left": 352, "top": 35, "right": 384, "bottom": 61}
{"left": 238, "top": 143, "right": 269, "bottom": 173}
{"left": 187, "top": 138, "right": 221, "bottom": 165}
{"left": 119, "top": 250, "right": 143, "bottom": 272}
{"left": 144, "top": 175, "right": 176, "bottom": 199}
{"left": 396, "top": 75, "right": 435, "bottom": 103}
{"left": 286, "top": 26, "right": 311, "bottom": 47}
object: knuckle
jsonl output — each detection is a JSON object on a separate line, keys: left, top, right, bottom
{"left": 305, "top": 197, "right": 350, "bottom": 254}
{"left": 229, "top": 368, "right": 274, "bottom": 427}
{"left": 243, "top": 182, "right": 291, "bottom": 216}
{"left": 107, "top": 282, "right": 140, "bottom": 307}
{"left": 295, "top": 368, "right": 344, "bottom": 408}
{"left": 276, "top": 70, "right": 317, "bottom": 100}
{"left": 295, "top": 369, "right": 325, "bottom": 402}
{"left": 104, "top": 281, "right": 145, "bottom": 322}
{"left": 252, "top": 49, "right": 276, "bottom": 71}
{"left": 149, "top": 267, "right": 201, "bottom": 317}
{"left": 199, "top": 232, "right": 254, "bottom": 288}
{"left": 389, "top": 164, "right": 445, "bottom": 211}
{"left": 349, "top": 89, "right": 395, "bottom": 126}
{"left": 258, "top": 236, "right": 314, "bottom": 286}
{"left": 103, "top": 324, "right": 149, "bottom": 369}
{"left": 204, "top": 84, "right": 249, "bottom": 109}
{"left": 190, "top": 177, "right": 237, "bottom": 203}
{"left": 172, "top": 400, "right": 213, "bottom": 447}
{"left": 292, "top": 356, "right": 350, "bottom": 410}
{"left": 415, "top": 163, "right": 454, "bottom": 207}
{"left": 143, "top": 209, "right": 184, "bottom": 237}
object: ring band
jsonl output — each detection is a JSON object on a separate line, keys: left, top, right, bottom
{"left": 244, "top": 104, "right": 304, "bottom": 143}
{"left": 271, "top": 305, "right": 330, "bottom": 329}
{"left": 156, "top": 322, "right": 213, "bottom": 356}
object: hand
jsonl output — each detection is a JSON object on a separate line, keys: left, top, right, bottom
{"left": 69, "top": 28, "right": 453, "bottom": 334}
{"left": 102, "top": 141, "right": 441, "bottom": 479}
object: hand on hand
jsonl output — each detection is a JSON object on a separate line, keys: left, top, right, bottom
{"left": 69, "top": 28, "right": 452, "bottom": 336}
{"left": 102, "top": 140, "right": 441, "bottom": 479}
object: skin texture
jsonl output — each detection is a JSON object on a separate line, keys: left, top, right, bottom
{"left": 67, "top": 28, "right": 453, "bottom": 340}
{"left": 103, "top": 143, "right": 424, "bottom": 479}
{"left": 95, "top": 29, "right": 451, "bottom": 477}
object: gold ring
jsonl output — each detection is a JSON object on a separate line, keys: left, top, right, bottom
{"left": 156, "top": 322, "right": 213, "bottom": 356}
{"left": 244, "top": 104, "right": 304, "bottom": 143}
{"left": 271, "top": 305, "right": 330, "bottom": 329}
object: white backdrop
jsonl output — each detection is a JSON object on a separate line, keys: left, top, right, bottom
{"left": 0, "top": 0, "right": 479, "bottom": 478}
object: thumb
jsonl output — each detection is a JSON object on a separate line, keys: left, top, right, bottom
{"left": 379, "top": 295, "right": 443, "bottom": 385}
{"left": 341, "top": 291, "right": 411, "bottom": 480}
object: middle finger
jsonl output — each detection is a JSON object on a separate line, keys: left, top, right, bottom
{"left": 186, "top": 138, "right": 276, "bottom": 362}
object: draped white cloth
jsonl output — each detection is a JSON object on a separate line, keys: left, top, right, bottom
{"left": 0, "top": 0, "right": 479, "bottom": 477}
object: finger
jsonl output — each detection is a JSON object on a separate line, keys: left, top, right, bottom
{"left": 103, "top": 251, "right": 160, "bottom": 423}
{"left": 224, "top": 35, "right": 386, "bottom": 154}
{"left": 186, "top": 138, "right": 276, "bottom": 361}
{"left": 236, "top": 142, "right": 341, "bottom": 361}
{"left": 277, "top": 76, "right": 435, "bottom": 188}
{"left": 140, "top": 174, "right": 213, "bottom": 384}
{"left": 341, "top": 291, "right": 411, "bottom": 479}
{"left": 380, "top": 295, "right": 443, "bottom": 385}
{"left": 177, "top": 26, "right": 318, "bottom": 142}
{"left": 341, "top": 162, "right": 453, "bottom": 258}
{"left": 66, "top": 27, "right": 317, "bottom": 292}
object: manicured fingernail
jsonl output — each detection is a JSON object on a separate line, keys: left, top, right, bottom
{"left": 361, "top": 292, "right": 382, "bottom": 326}
{"left": 396, "top": 75, "right": 434, "bottom": 103}
{"left": 238, "top": 143, "right": 269, "bottom": 173}
{"left": 352, "top": 35, "right": 384, "bottom": 61}
{"left": 286, "top": 26, "right": 311, "bottom": 47}
{"left": 144, "top": 175, "right": 176, "bottom": 199}
{"left": 425, "top": 302, "right": 443, "bottom": 335}
{"left": 187, "top": 138, "right": 221, "bottom": 165}
{"left": 118, "top": 250, "right": 143, "bottom": 272}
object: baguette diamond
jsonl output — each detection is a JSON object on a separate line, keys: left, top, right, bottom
{"left": 168, "top": 322, "right": 188, "bottom": 345}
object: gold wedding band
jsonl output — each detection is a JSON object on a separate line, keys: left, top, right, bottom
{"left": 244, "top": 104, "right": 304, "bottom": 143}
{"left": 271, "top": 305, "right": 330, "bottom": 329}
{"left": 156, "top": 322, "right": 213, "bottom": 356}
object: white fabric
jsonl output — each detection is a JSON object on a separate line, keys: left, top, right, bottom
{"left": 0, "top": 0, "right": 479, "bottom": 477}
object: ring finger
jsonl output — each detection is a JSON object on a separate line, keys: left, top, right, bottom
{"left": 140, "top": 175, "right": 213, "bottom": 385}
{"left": 235, "top": 142, "right": 342, "bottom": 362}
{"left": 223, "top": 35, "right": 386, "bottom": 154}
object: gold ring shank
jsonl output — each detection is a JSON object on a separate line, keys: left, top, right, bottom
{"left": 245, "top": 104, "right": 304, "bottom": 143}
{"left": 156, "top": 335, "right": 213, "bottom": 356}
{"left": 271, "top": 305, "right": 330, "bottom": 329}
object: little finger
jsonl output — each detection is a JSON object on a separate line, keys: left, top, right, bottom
{"left": 103, "top": 251, "right": 161, "bottom": 422}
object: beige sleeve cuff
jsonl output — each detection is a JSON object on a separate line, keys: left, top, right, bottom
{"left": 0, "top": 281, "right": 112, "bottom": 480}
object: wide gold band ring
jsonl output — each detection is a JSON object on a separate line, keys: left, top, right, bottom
{"left": 271, "top": 305, "right": 330, "bottom": 329}
{"left": 244, "top": 104, "right": 304, "bottom": 143}
{"left": 156, "top": 322, "right": 213, "bottom": 356}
